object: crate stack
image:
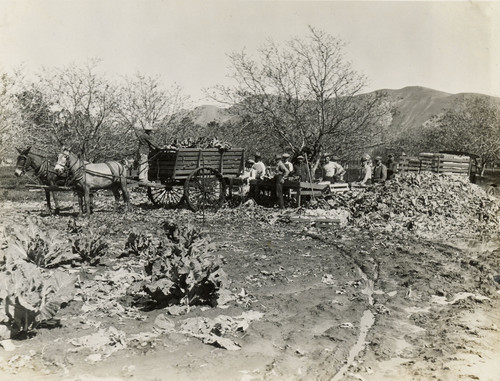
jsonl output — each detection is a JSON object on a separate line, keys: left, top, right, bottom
{"left": 422, "top": 153, "right": 471, "bottom": 176}
{"left": 398, "top": 156, "right": 421, "bottom": 172}
{"left": 399, "top": 153, "right": 471, "bottom": 176}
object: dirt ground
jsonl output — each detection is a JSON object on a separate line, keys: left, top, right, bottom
{"left": 0, "top": 189, "right": 499, "bottom": 381}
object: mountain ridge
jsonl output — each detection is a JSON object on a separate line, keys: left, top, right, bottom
{"left": 186, "top": 86, "right": 500, "bottom": 135}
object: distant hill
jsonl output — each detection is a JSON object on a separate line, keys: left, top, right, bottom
{"left": 185, "top": 104, "right": 235, "bottom": 126}
{"left": 375, "top": 86, "right": 500, "bottom": 136}
{"left": 187, "top": 86, "right": 500, "bottom": 137}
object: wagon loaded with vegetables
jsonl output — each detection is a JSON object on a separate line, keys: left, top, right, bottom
{"left": 138, "top": 146, "right": 245, "bottom": 211}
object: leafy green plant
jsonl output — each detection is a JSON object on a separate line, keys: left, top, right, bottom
{"left": 72, "top": 228, "right": 109, "bottom": 266}
{"left": 123, "top": 229, "right": 158, "bottom": 257}
{"left": 7, "top": 218, "right": 77, "bottom": 268}
{"left": 128, "top": 221, "right": 228, "bottom": 307}
{"left": 0, "top": 261, "right": 76, "bottom": 338}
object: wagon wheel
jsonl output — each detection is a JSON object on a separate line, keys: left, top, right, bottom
{"left": 147, "top": 185, "right": 184, "bottom": 208}
{"left": 184, "top": 167, "right": 225, "bottom": 212}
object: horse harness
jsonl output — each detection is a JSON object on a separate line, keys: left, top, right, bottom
{"left": 17, "top": 152, "right": 53, "bottom": 181}
{"left": 104, "top": 162, "right": 124, "bottom": 183}
{"left": 63, "top": 153, "right": 123, "bottom": 185}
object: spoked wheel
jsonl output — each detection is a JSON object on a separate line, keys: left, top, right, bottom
{"left": 147, "top": 185, "right": 184, "bottom": 208}
{"left": 184, "top": 167, "right": 225, "bottom": 212}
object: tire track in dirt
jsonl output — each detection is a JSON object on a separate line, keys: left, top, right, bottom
{"left": 338, "top": 233, "right": 500, "bottom": 381}
{"left": 304, "top": 231, "right": 381, "bottom": 381}
{"left": 209, "top": 221, "right": 379, "bottom": 380}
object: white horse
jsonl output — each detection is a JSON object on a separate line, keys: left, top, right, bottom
{"left": 54, "top": 148, "right": 130, "bottom": 215}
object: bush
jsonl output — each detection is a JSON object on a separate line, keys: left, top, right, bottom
{"left": 71, "top": 228, "right": 109, "bottom": 266}
{"left": 0, "top": 259, "right": 76, "bottom": 339}
{"left": 123, "top": 229, "right": 158, "bottom": 258}
{"left": 7, "top": 218, "right": 77, "bottom": 268}
{"left": 128, "top": 221, "right": 228, "bottom": 307}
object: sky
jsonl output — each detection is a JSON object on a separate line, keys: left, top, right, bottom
{"left": 1, "top": 0, "right": 499, "bottom": 106}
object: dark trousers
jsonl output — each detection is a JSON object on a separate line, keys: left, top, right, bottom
{"left": 324, "top": 175, "right": 339, "bottom": 183}
{"left": 274, "top": 174, "right": 284, "bottom": 209}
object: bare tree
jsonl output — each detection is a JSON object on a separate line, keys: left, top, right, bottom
{"left": 117, "top": 74, "right": 191, "bottom": 147}
{"left": 14, "top": 60, "right": 124, "bottom": 161}
{"left": 208, "top": 26, "right": 391, "bottom": 160}
{"left": 0, "top": 71, "right": 22, "bottom": 159}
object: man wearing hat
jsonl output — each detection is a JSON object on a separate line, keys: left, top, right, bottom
{"left": 252, "top": 152, "right": 266, "bottom": 180}
{"left": 282, "top": 153, "right": 294, "bottom": 174}
{"left": 359, "top": 154, "right": 372, "bottom": 186}
{"left": 321, "top": 153, "right": 345, "bottom": 183}
{"left": 239, "top": 159, "right": 256, "bottom": 195}
{"left": 372, "top": 156, "right": 387, "bottom": 183}
{"left": 136, "top": 124, "right": 156, "bottom": 183}
{"left": 274, "top": 153, "right": 290, "bottom": 209}
{"left": 294, "top": 155, "right": 310, "bottom": 182}
{"left": 386, "top": 154, "right": 397, "bottom": 179}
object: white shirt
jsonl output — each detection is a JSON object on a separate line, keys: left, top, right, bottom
{"left": 252, "top": 161, "right": 266, "bottom": 179}
{"left": 323, "top": 161, "right": 344, "bottom": 177}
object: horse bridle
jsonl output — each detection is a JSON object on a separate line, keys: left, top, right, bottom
{"left": 16, "top": 154, "right": 33, "bottom": 176}
{"left": 59, "top": 152, "right": 86, "bottom": 185}
{"left": 17, "top": 152, "right": 53, "bottom": 179}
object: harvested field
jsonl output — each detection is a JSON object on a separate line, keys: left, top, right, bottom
{"left": 1, "top": 172, "right": 499, "bottom": 381}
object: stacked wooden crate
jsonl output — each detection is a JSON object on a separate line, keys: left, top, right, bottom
{"left": 399, "top": 156, "right": 421, "bottom": 172}
{"left": 399, "top": 153, "right": 471, "bottom": 175}
{"left": 420, "top": 153, "right": 471, "bottom": 175}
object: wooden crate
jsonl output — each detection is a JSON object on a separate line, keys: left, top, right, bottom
{"left": 329, "top": 182, "right": 350, "bottom": 193}
{"left": 399, "top": 153, "right": 471, "bottom": 175}
{"left": 399, "top": 156, "right": 421, "bottom": 172}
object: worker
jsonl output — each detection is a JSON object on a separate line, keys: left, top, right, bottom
{"left": 386, "top": 154, "right": 397, "bottom": 179}
{"left": 322, "top": 154, "right": 345, "bottom": 183}
{"left": 136, "top": 124, "right": 156, "bottom": 183}
{"left": 274, "top": 153, "right": 290, "bottom": 209}
{"left": 240, "top": 159, "right": 256, "bottom": 195}
{"left": 294, "top": 155, "right": 310, "bottom": 182}
{"left": 372, "top": 156, "right": 387, "bottom": 183}
{"left": 252, "top": 153, "right": 266, "bottom": 180}
{"left": 282, "top": 153, "right": 294, "bottom": 174}
{"left": 359, "top": 154, "right": 372, "bottom": 186}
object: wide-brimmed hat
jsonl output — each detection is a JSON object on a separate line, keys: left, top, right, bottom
{"left": 246, "top": 159, "right": 255, "bottom": 165}
{"left": 282, "top": 153, "right": 290, "bottom": 158}
{"left": 375, "top": 156, "right": 382, "bottom": 161}
{"left": 254, "top": 152, "right": 262, "bottom": 159}
{"left": 331, "top": 155, "right": 340, "bottom": 161}
{"left": 297, "top": 155, "right": 305, "bottom": 160}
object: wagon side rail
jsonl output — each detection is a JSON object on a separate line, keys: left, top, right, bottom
{"left": 149, "top": 148, "right": 245, "bottom": 182}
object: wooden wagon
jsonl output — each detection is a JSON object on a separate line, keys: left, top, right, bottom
{"left": 141, "top": 147, "right": 245, "bottom": 211}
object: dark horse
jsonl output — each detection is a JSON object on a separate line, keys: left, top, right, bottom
{"left": 14, "top": 146, "right": 64, "bottom": 214}
{"left": 54, "top": 148, "right": 130, "bottom": 215}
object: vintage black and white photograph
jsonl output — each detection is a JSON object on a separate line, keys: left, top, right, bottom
{"left": 1, "top": 1, "right": 499, "bottom": 380}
